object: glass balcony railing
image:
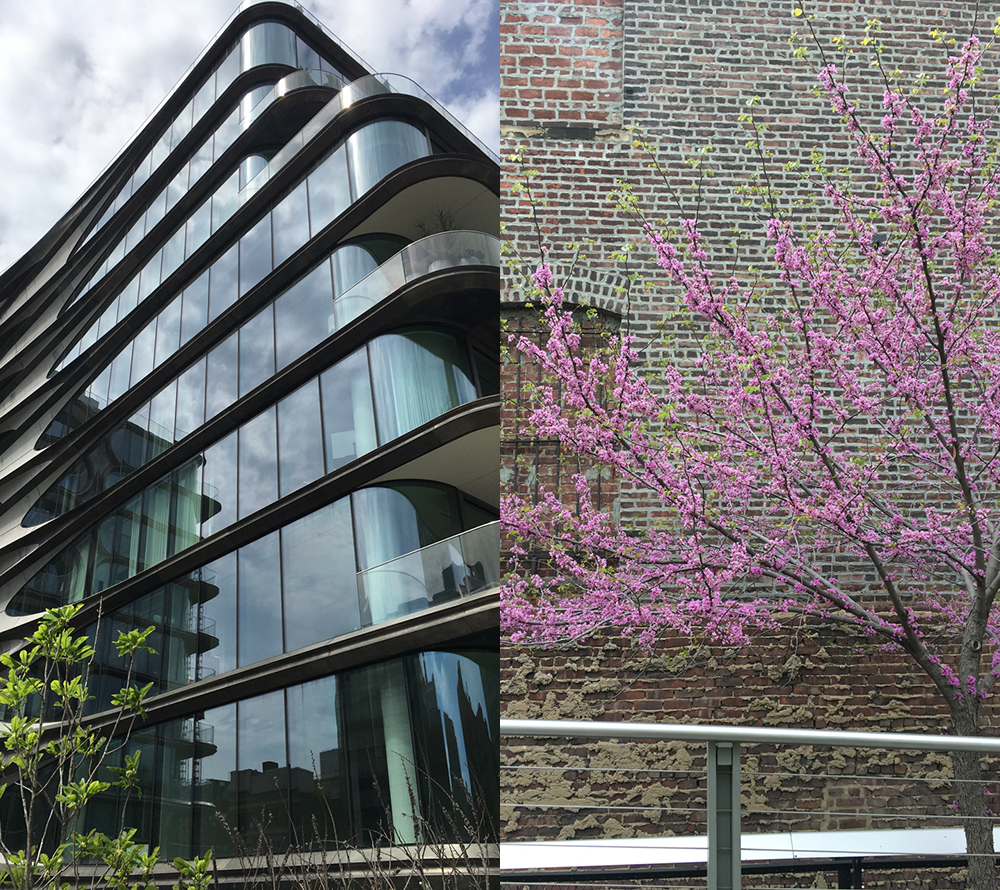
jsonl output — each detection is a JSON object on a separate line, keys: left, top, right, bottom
{"left": 332, "top": 230, "right": 500, "bottom": 330}
{"left": 241, "top": 67, "right": 345, "bottom": 131}
{"left": 241, "top": 72, "right": 499, "bottom": 201}
{"left": 356, "top": 520, "right": 500, "bottom": 625}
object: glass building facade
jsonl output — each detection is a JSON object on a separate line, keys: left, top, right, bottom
{"left": 0, "top": 1, "right": 498, "bottom": 862}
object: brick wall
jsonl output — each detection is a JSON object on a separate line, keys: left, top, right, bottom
{"left": 501, "top": 1, "right": 1000, "bottom": 884}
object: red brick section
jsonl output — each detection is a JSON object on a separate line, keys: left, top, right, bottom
{"left": 502, "top": 0, "right": 624, "bottom": 130}
{"left": 501, "top": 2, "right": 1000, "bottom": 886}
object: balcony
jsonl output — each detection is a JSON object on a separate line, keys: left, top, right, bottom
{"left": 356, "top": 520, "right": 499, "bottom": 624}
{"left": 331, "top": 230, "right": 500, "bottom": 330}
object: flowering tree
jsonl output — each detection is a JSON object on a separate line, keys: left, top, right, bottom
{"left": 503, "top": 19, "right": 1000, "bottom": 881}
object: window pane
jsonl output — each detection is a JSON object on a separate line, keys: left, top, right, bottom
{"left": 208, "top": 243, "right": 238, "bottom": 321}
{"left": 474, "top": 348, "right": 500, "bottom": 395}
{"left": 211, "top": 169, "right": 239, "bottom": 234}
{"left": 282, "top": 498, "right": 359, "bottom": 651}
{"left": 166, "top": 165, "right": 189, "bottom": 212}
{"left": 145, "top": 187, "right": 168, "bottom": 233}
{"left": 192, "top": 77, "right": 215, "bottom": 121}
{"left": 274, "top": 261, "right": 333, "bottom": 370}
{"left": 138, "top": 251, "right": 162, "bottom": 302}
{"left": 185, "top": 199, "right": 212, "bottom": 259}
{"left": 147, "top": 379, "right": 177, "bottom": 458}
{"left": 125, "top": 215, "right": 145, "bottom": 254}
{"left": 193, "top": 702, "right": 236, "bottom": 855}
{"left": 331, "top": 244, "right": 379, "bottom": 297}
{"left": 238, "top": 408, "right": 277, "bottom": 520}
{"left": 408, "top": 651, "right": 499, "bottom": 837}
{"left": 150, "top": 132, "right": 171, "bottom": 169}
{"left": 180, "top": 271, "right": 209, "bottom": 345}
{"left": 155, "top": 716, "right": 194, "bottom": 858}
{"left": 88, "top": 361, "right": 112, "bottom": 410}
{"left": 169, "top": 459, "right": 203, "bottom": 557}
{"left": 307, "top": 145, "right": 350, "bottom": 236}
{"left": 170, "top": 100, "right": 194, "bottom": 149}
{"left": 237, "top": 689, "right": 289, "bottom": 850}
{"left": 161, "top": 228, "right": 186, "bottom": 280}
{"left": 201, "top": 431, "right": 237, "bottom": 536}
{"left": 153, "top": 299, "right": 182, "bottom": 367}
{"left": 213, "top": 107, "right": 240, "bottom": 160}
{"left": 352, "top": 484, "right": 462, "bottom": 570}
{"left": 174, "top": 359, "right": 206, "bottom": 440}
{"left": 286, "top": 675, "right": 352, "bottom": 844}
{"left": 277, "top": 380, "right": 324, "bottom": 496}
{"left": 239, "top": 214, "right": 272, "bottom": 295}
{"left": 319, "top": 348, "right": 376, "bottom": 470}
{"left": 130, "top": 320, "right": 157, "bottom": 387}
{"left": 238, "top": 306, "right": 274, "bottom": 397}
{"left": 107, "top": 342, "right": 133, "bottom": 404}
{"left": 242, "top": 22, "right": 296, "bottom": 70}
{"left": 368, "top": 331, "right": 476, "bottom": 442}
{"left": 341, "top": 662, "right": 400, "bottom": 842}
{"left": 237, "top": 531, "right": 281, "bottom": 665}
{"left": 199, "top": 553, "right": 237, "bottom": 680}
{"left": 205, "top": 332, "right": 238, "bottom": 421}
{"left": 346, "top": 121, "right": 428, "bottom": 197}
{"left": 140, "top": 475, "right": 173, "bottom": 570}
{"left": 96, "top": 300, "right": 119, "bottom": 339}
{"left": 271, "top": 179, "right": 308, "bottom": 267}
{"left": 117, "top": 275, "right": 141, "bottom": 322}
{"left": 295, "top": 36, "right": 321, "bottom": 72}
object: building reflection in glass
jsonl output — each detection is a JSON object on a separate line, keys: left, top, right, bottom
{"left": 77, "top": 650, "right": 497, "bottom": 859}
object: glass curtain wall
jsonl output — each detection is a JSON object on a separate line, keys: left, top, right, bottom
{"left": 26, "top": 325, "right": 487, "bottom": 527}
{"left": 81, "top": 21, "right": 344, "bottom": 249}
{"left": 79, "top": 650, "right": 498, "bottom": 859}
{"left": 28, "top": 482, "right": 496, "bottom": 705}
{"left": 50, "top": 118, "right": 430, "bottom": 416}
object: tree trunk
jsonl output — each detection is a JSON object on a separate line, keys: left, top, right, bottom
{"left": 950, "top": 700, "right": 998, "bottom": 890}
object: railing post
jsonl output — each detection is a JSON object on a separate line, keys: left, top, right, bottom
{"left": 707, "top": 741, "right": 741, "bottom": 890}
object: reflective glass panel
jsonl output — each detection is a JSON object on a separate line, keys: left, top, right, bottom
{"left": 271, "top": 179, "right": 308, "bottom": 268}
{"left": 237, "top": 690, "right": 289, "bottom": 850}
{"left": 368, "top": 330, "right": 477, "bottom": 441}
{"left": 208, "top": 243, "right": 238, "bottom": 321}
{"left": 174, "top": 359, "right": 206, "bottom": 440}
{"left": 307, "top": 145, "right": 350, "bottom": 236}
{"left": 241, "top": 22, "right": 297, "bottom": 70}
{"left": 237, "top": 408, "right": 277, "bottom": 520}
{"left": 180, "top": 271, "right": 209, "bottom": 346}
{"left": 205, "top": 332, "right": 238, "bottom": 420}
{"left": 281, "top": 498, "right": 359, "bottom": 651}
{"left": 200, "top": 552, "right": 237, "bottom": 680}
{"left": 239, "top": 214, "right": 272, "bottom": 295}
{"left": 193, "top": 702, "right": 237, "bottom": 854}
{"left": 211, "top": 170, "right": 239, "bottom": 234}
{"left": 408, "top": 651, "right": 500, "bottom": 837}
{"left": 273, "top": 261, "right": 333, "bottom": 370}
{"left": 319, "top": 348, "right": 376, "bottom": 470}
{"left": 153, "top": 299, "right": 182, "bottom": 367}
{"left": 346, "top": 120, "right": 429, "bottom": 197}
{"left": 286, "top": 675, "right": 351, "bottom": 845}
{"left": 201, "top": 430, "right": 237, "bottom": 536}
{"left": 237, "top": 531, "right": 281, "bottom": 665}
{"left": 239, "top": 307, "right": 275, "bottom": 399}
{"left": 276, "top": 379, "right": 323, "bottom": 496}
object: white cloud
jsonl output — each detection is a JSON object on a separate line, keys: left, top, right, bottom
{"left": 0, "top": 0, "right": 497, "bottom": 272}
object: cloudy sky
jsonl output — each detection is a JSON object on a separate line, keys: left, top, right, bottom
{"left": 0, "top": 0, "right": 499, "bottom": 272}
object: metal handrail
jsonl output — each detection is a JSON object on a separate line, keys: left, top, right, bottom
{"left": 502, "top": 718, "right": 1000, "bottom": 890}
{"left": 501, "top": 718, "right": 1000, "bottom": 753}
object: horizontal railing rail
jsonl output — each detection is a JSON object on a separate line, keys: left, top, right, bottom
{"left": 501, "top": 718, "right": 1000, "bottom": 890}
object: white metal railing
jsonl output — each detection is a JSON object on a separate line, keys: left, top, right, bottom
{"left": 501, "top": 718, "right": 1000, "bottom": 890}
